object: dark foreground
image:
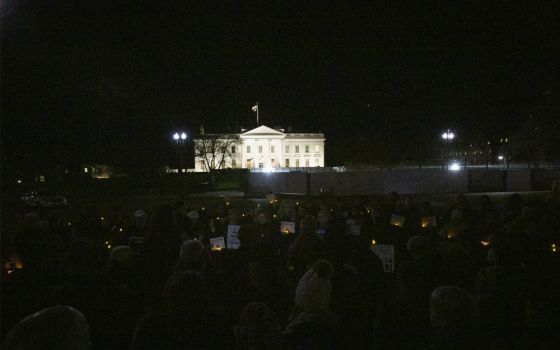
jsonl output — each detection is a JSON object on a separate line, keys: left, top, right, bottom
{"left": 2, "top": 189, "right": 560, "bottom": 349}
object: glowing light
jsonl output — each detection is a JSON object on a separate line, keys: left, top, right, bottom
{"left": 498, "top": 155, "right": 504, "bottom": 160}
{"left": 107, "top": 244, "right": 112, "bottom": 249}
{"left": 100, "top": 217, "right": 104, "bottom": 220}
{"left": 17, "top": 179, "right": 22, "bottom": 184}
{"left": 449, "top": 162, "right": 461, "bottom": 171}
{"left": 105, "top": 241, "right": 109, "bottom": 245}
{"left": 84, "top": 168, "right": 88, "bottom": 173}
{"left": 226, "top": 202, "right": 230, "bottom": 206}
{"left": 242, "top": 213, "right": 245, "bottom": 217}
{"left": 202, "top": 207, "right": 205, "bottom": 211}
{"left": 180, "top": 132, "right": 187, "bottom": 140}
{"left": 173, "top": 133, "right": 180, "bottom": 140}
{"left": 273, "top": 214, "right": 277, "bottom": 218}
{"left": 481, "top": 240, "right": 490, "bottom": 247}
{"left": 119, "top": 228, "right": 123, "bottom": 232}
{"left": 553, "top": 243, "right": 557, "bottom": 253}
{"left": 296, "top": 202, "right": 299, "bottom": 205}
{"left": 67, "top": 222, "right": 72, "bottom": 226}
{"left": 371, "top": 239, "right": 377, "bottom": 245}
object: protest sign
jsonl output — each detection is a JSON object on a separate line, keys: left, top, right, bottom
{"left": 421, "top": 216, "right": 437, "bottom": 228}
{"left": 346, "top": 219, "right": 362, "bottom": 236}
{"left": 210, "top": 236, "right": 226, "bottom": 251}
{"left": 227, "top": 225, "right": 240, "bottom": 249}
{"left": 371, "top": 244, "right": 395, "bottom": 273}
{"left": 390, "top": 214, "right": 406, "bottom": 228}
{"left": 280, "top": 221, "right": 296, "bottom": 234}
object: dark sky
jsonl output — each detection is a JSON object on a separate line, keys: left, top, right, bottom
{"left": 2, "top": 1, "right": 559, "bottom": 171}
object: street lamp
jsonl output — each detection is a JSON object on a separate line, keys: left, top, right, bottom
{"left": 171, "top": 130, "right": 189, "bottom": 197}
{"left": 441, "top": 129, "right": 455, "bottom": 169}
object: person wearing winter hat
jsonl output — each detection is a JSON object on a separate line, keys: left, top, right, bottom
{"left": 284, "top": 260, "right": 338, "bottom": 349}
{"left": 294, "top": 259, "right": 333, "bottom": 313}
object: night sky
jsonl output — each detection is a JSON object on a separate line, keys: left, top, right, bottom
{"left": 2, "top": 1, "right": 559, "bottom": 173}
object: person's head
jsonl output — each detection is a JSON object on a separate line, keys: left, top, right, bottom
{"left": 255, "top": 209, "right": 270, "bottom": 225}
{"left": 279, "top": 200, "right": 295, "bottom": 219}
{"left": 406, "top": 235, "right": 432, "bottom": 260}
{"left": 430, "top": 286, "right": 475, "bottom": 330}
{"left": 237, "top": 225, "right": 258, "bottom": 248}
{"left": 296, "top": 204, "right": 308, "bottom": 218}
{"left": 4, "top": 306, "right": 91, "bottom": 350}
{"left": 164, "top": 270, "right": 207, "bottom": 313}
{"left": 133, "top": 209, "right": 148, "bottom": 231}
{"left": 316, "top": 209, "right": 332, "bottom": 228}
{"left": 295, "top": 260, "right": 333, "bottom": 313}
{"left": 150, "top": 205, "right": 176, "bottom": 236}
{"left": 300, "top": 215, "right": 318, "bottom": 236}
{"left": 108, "top": 245, "right": 135, "bottom": 267}
{"left": 235, "top": 302, "right": 282, "bottom": 350}
{"left": 179, "top": 240, "right": 207, "bottom": 271}
{"left": 227, "top": 208, "right": 241, "bottom": 224}
{"left": 186, "top": 210, "right": 200, "bottom": 222}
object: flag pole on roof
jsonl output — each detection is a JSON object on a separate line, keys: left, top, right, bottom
{"left": 252, "top": 102, "right": 259, "bottom": 125}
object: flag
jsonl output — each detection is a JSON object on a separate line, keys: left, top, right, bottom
{"left": 252, "top": 104, "right": 258, "bottom": 112}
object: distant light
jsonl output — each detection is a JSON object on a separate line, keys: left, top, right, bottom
{"left": 449, "top": 162, "right": 461, "bottom": 171}
{"left": 180, "top": 132, "right": 187, "bottom": 140}
{"left": 17, "top": 179, "right": 22, "bottom": 184}
{"left": 441, "top": 131, "right": 455, "bottom": 140}
{"left": 498, "top": 155, "right": 504, "bottom": 160}
{"left": 371, "top": 239, "right": 377, "bottom": 245}
{"left": 173, "top": 133, "right": 180, "bottom": 140}
{"left": 84, "top": 167, "right": 88, "bottom": 173}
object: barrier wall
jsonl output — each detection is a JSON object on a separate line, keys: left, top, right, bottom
{"left": 247, "top": 168, "right": 559, "bottom": 195}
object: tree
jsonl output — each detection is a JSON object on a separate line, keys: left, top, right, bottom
{"left": 193, "top": 134, "right": 240, "bottom": 172}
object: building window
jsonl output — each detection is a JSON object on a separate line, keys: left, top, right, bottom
{"left": 315, "top": 145, "right": 319, "bottom": 152}
{"left": 285, "top": 145, "right": 289, "bottom": 153}
{"left": 271, "top": 159, "right": 276, "bottom": 167}
{"left": 271, "top": 145, "right": 275, "bottom": 153}
{"left": 285, "top": 159, "right": 290, "bottom": 167}
{"left": 231, "top": 146, "right": 236, "bottom": 154}
{"left": 295, "top": 159, "right": 300, "bottom": 167}
{"left": 200, "top": 160, "right": 205, "bottom": 170}
{"left": 258, "top": 162, "right": 263, "bottom": 168}
{"left": 247, "top": 145, "right": 251, "bottom": 153}
{"left": 259, "top": 145, "right": 263, "bottom": 153}
{"left": 305, "top": 145, "right": 310, "bottom": 153}
{"left": 305, "top": 159, "right": 310, "bottom": 167}
{"left": 295, "top": 145, "right": 300, "bottom": 153}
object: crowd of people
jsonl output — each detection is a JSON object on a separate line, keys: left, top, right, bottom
{"left": 2, "top": 189, "right": 560, "bottom": 349}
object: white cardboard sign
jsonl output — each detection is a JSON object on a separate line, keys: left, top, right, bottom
{"left": 280, "top": 221, "right": 296, "bottom": 234}
{"left": 227, "top": 225, "right": 240, "bottom": 249}
{"left": 210, "top": 236, "right": 226, "bottom": 251}
{"left": 371, "top": 244, "right": 395, "bottom": 273}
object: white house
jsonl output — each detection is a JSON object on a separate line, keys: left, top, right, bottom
{"left": 193, "top": 125, "right": 325, "bottom": 172}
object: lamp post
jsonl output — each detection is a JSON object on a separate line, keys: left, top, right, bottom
{"left": 172, "top": 131, "right": 188, "bottom": 197}
{"left": 441, "top": 129, "right": 455, "bottom": 169}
